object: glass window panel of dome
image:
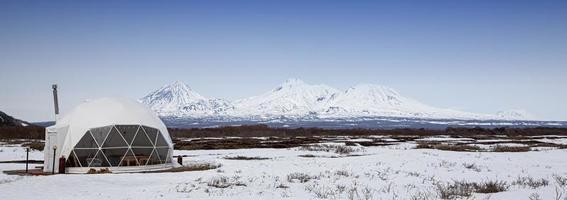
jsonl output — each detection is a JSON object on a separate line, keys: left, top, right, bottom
{"left": 147, "top": 149, "right": 161, "bottom": 165}
{"left": 102, "top": 126, "right": 128, "bottom": 148}
{"left": 65, "top": 151, "right": 81, "bottom": 167}
{"left": 101, "top": 148, "right": 128, "bottom": 166}
{"left": 115, "top": 125, "right": 139, "bottom": 145}
{"left": 142, "top": 126, "right": 158, "bottom": 146}
{"left": 119, "top": 149, "right": 139, "bottom": 167}
{"left": 90, "top": 126, "right": 112, "bottom": 147}
{"left": 155, "top": 132, "right": 168, "bottom": 147}
{"left": 88, "top": 150, "right": 110, "bottom": 167}
{"left": 73, "top": 149, "right": 98, "bottom": 167}
{"left": 131, "top": 147, "right": 153, "bottom": 165}
{"left": 155, "top": 147, "right": 169, "bottom": 163}
{"left": 131, "top": 129, "right": 153, "bottom": 147}
{"left": 74, "top": 131, "right": 98, "bottom": 149}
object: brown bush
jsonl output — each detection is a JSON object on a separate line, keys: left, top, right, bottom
{"left": 492, "top": 145, "right": 530, "bottom": 152}
{"left": 416, "top": 143, "right": 481, "bottom": 152}
{"left": 22, "top": 141, "right": 44, "bottom": 151}
{"left": 0, "top": 126, "right": 45, "bottom": 140}
{"left": 474, "top": 180, "right": 508, "bottom": 193}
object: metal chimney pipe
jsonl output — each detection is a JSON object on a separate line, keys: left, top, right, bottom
{"left": 52, "top": 84, "right": 59, "bottom": 119}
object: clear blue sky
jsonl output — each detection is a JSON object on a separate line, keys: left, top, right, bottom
{"left": 1, "top": 0, "right": 566, "bottom": 121}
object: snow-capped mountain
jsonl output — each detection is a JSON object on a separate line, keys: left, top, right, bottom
{"left": 140, "top": 79, "right": 531, "bottom": 121}
{"left": 317, "top": 84, "right": 497, "bottom": 120}
{"left": 496, "top": 110, "right": 533, "bottom": 120}
{"left": 320, "top": 84, "right": 428, "bottom": 117}
{"left": 139, "top": 81, "right": 234, "bottom": 117}
{"left": 231, "top": 79, "right": 338, "bottom": 118}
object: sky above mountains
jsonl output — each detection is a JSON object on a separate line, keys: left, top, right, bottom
{"left": 1, "top": 1, "right": 566, "bottom": 121}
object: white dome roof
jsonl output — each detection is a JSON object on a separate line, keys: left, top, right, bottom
{"left": 56, "top": 97, "right": 167, "bottom": 131}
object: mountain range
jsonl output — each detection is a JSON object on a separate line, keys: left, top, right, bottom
{"left": 139, "top": 79, "right": 531, "bottom": 121}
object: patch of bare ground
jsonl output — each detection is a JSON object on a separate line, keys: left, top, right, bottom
{"left": 170, "top": 125, "right": 567, "bottom": 139}
{"left": 345, "top": 141, "right": 397, "bottom": 147}
{"left": 415, "top": 142, "right": 481, "bottom": 152}
{"left": 173, "top": 137, "right": 321, "bottom": 150}
{"left": 416, "top": 140, "right": 567, "bottom": 152}
{"left": 298, "top": 144, "right": 363, "bottom": 154}
{"left": 298, "top": 154, "right": 365, "bottom": 158}
{"left": 473, "top": 139, "right": 566, "bottom": 149}
{"left": 147, "top": 162, "right": 221, "bottom": 173}
{"left": 492, "top": 145, "right": 531, "bottom": 152}
{"left": 174, "top": 134, "right": 567, "bottom": 151}
{"left": 224, "top": 156, "right": 270, "bottom": 160}
{"left": 298, "top": 154, "right": 317, "bottom": 158}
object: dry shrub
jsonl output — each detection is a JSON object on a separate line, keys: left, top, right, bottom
{"left": 287, "top": 172, "right": 314, "bottom": 183}
{"left": 99, "top": 168, "right": 111, "bottom": 174}
{"left": 475, "top": 180, "right": 508, "bottom": 193}
{"left": 437, "top": 180, "right": 508, "bottom": 199}
{"left": 207, "top": 175, "right": 246, "bottom": 188}
{"left": 462, "top": 163, "right": 481, "bottom": 172}
{"left": 86, "top": 168, "right": 111, "bottom": 174}
{"left": 335, "top": 170, "right": 350, "bottom": 177}
{"left": 335, "top": 145, "right": 357, "bottom": 154}
{"left": 554, "top": 174, "right": 567, "bottom": 187}
{"left": 529, "top": 193, "right": 543, "bottom": 200}
{"left": 512, "top": 176, "right": 549, "bottom": 189}
{"left": 436, "top": 181, "right": 474, "bottom": 199}
{"left": 22, "top": 141, "right": 44, "bottom": 151}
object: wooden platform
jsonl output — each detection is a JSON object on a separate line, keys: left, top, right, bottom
{"left": 2, "top": 169, "right": 52, "bottom": 176}
{"left": 0, "top": 160, "right": 43, "bottom": 164}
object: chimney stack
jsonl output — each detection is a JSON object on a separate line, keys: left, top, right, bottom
{"left": 52, "top": 84, "right": 59, "bottom": 121}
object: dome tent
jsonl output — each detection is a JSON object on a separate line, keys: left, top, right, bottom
{"left": 43, "top": 98, "right": 175, "bottom": 173}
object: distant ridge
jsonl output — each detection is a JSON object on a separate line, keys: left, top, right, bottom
{"left": 0, "top": 111, "right": 32, "bottom": 127}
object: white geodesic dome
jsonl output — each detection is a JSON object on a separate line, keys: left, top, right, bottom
{"left": 43, "top": 97, "right": 174, "bottom": 173}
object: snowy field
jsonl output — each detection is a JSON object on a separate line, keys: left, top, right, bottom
{"left": 1, "top": 137, "right": 567, "bottom": 200}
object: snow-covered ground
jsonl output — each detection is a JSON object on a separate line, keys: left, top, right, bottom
{"left": 1, "top": 141, "right": 567, "bottom": 199}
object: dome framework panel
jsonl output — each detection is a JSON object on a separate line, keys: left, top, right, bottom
{"left": 102, "top": 126, "right": 129, "bottom": 148}
{"left": 74, "top": 131, "right": 98, "bottom": 149}
{"left": 90, "top": 126, "right": 112, "bottom": 147}
{"left": 131, "top": 127, "right": 153, "bottom": 147}
{"left": 115, "top": 125, "right": 139, "bottom": 146}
